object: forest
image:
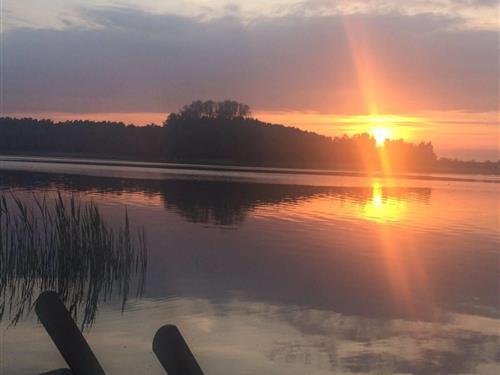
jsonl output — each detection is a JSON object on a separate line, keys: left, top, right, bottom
{"left": 0, "top": 101, "right": 497, "bottom": 174}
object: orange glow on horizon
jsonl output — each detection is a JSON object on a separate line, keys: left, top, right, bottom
{"left": 335, "top": 114, "right": 419, "bottom": 145}
{"left": 4, "top": 110, "right": 498, "bottom": 160}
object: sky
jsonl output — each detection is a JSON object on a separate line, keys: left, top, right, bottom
{"left": 1, "top": 0, "right": 499, "bottom": 160}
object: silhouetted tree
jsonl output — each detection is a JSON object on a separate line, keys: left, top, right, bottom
{"left": 165, "top": 100, "right": 251, "bottom": 124}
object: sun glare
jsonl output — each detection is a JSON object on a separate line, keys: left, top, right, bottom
{"left": 363, "top": 182, "right": 407, "bottom": 222}
{"left": 371, "top": 126, "right": 392, "bottom": 147}
{"left": 334, "top": 114, "right": 419, "bottom": 146}
{"left": 367, "top": 115, "right": 400, "bottom": 146}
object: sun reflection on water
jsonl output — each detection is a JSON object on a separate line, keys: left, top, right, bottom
{"left": 363, "top": 182, "right": 407, "bottom": 222}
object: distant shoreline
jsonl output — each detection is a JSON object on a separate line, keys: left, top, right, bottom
{"left": 2, "top": 117, "right": 498, "bottom": 177}
{"left": 1, "top": 154, "right": 498, "bottom": 184}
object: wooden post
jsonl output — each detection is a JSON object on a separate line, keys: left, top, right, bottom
{"left": 153, "top": 325, "right": 204, "bottom": 375}
{"left": 35, "top": 291, "right": 106, "bottom": 375}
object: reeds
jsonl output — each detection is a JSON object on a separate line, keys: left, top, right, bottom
{"left": 0, "top": 192, "right": 147, "bottom": 329}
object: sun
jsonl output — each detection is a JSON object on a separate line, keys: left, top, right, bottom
{"left": 366, "top": 115, "right": 396, "bottom": 146}
{"left": 371, "top": 126, "right": 393, "bottom": 147}
{"left": 334, "top": 114, "right": 418, "bottom": 146}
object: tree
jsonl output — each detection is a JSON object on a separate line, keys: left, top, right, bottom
{"left": 164, "top": 100, "right": 252, "bottom": 125}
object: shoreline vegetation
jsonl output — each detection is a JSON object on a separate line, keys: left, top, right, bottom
{"left": 0, "top": 193, "right": 147, "bottom": 329}
{"left": 1, "top": 100, "right": 498, "bottom": 175}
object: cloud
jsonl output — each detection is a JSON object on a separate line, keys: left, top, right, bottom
{"left": 4, "top": 0, "right": 498, "bottom": 30}
{"left": 1, "top": 7, "right": 498, "bottom": 115}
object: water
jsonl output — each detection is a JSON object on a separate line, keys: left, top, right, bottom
{"left": 0, "top": 157, "right": 498, "bottom": 374}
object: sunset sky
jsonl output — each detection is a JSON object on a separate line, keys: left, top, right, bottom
{"left": 1, "top": 0, "right": 499, "bottom": 160}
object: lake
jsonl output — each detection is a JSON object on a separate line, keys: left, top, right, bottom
{"left": 0, "top": 157, "right": 498, "bottom": 374}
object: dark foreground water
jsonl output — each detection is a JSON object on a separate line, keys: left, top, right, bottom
{"left": 0, "top": 157, "right": 498, "bottom": 374}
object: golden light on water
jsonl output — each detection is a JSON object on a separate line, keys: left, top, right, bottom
{"left": 363, "top": 182, "right": 407, "bottom": 222}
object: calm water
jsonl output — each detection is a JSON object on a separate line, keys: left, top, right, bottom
{"left": 0, "top": 158, "right": 499, "bottom": 374}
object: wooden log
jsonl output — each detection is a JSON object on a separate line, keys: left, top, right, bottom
{"left": 35, "top": 291, "right": 105, "bottom": 375}
{"left": 153, "top": 325, "right": 203, "bottom": 375}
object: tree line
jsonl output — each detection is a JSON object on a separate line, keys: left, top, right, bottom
{"left": 0, "top": 100, "right": 497, "bottom": 174}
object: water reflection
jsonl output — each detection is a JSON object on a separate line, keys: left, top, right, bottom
{"left": 0, "top": 192, "right": 147, "bottom": 329}
{"left": 160, "top": 180, "right": 334, "bottom": 226}
{"left": 363, "top": 182, "right": 408, "bottom": 222}
{"left": 4, "top": 297, "right": 497, "bottom": 374}
{"left": 0, "top": 168, "right": 498, "bottom": 374}
{"left": 1, "top": 170, "right": 431, "bottom": 226}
